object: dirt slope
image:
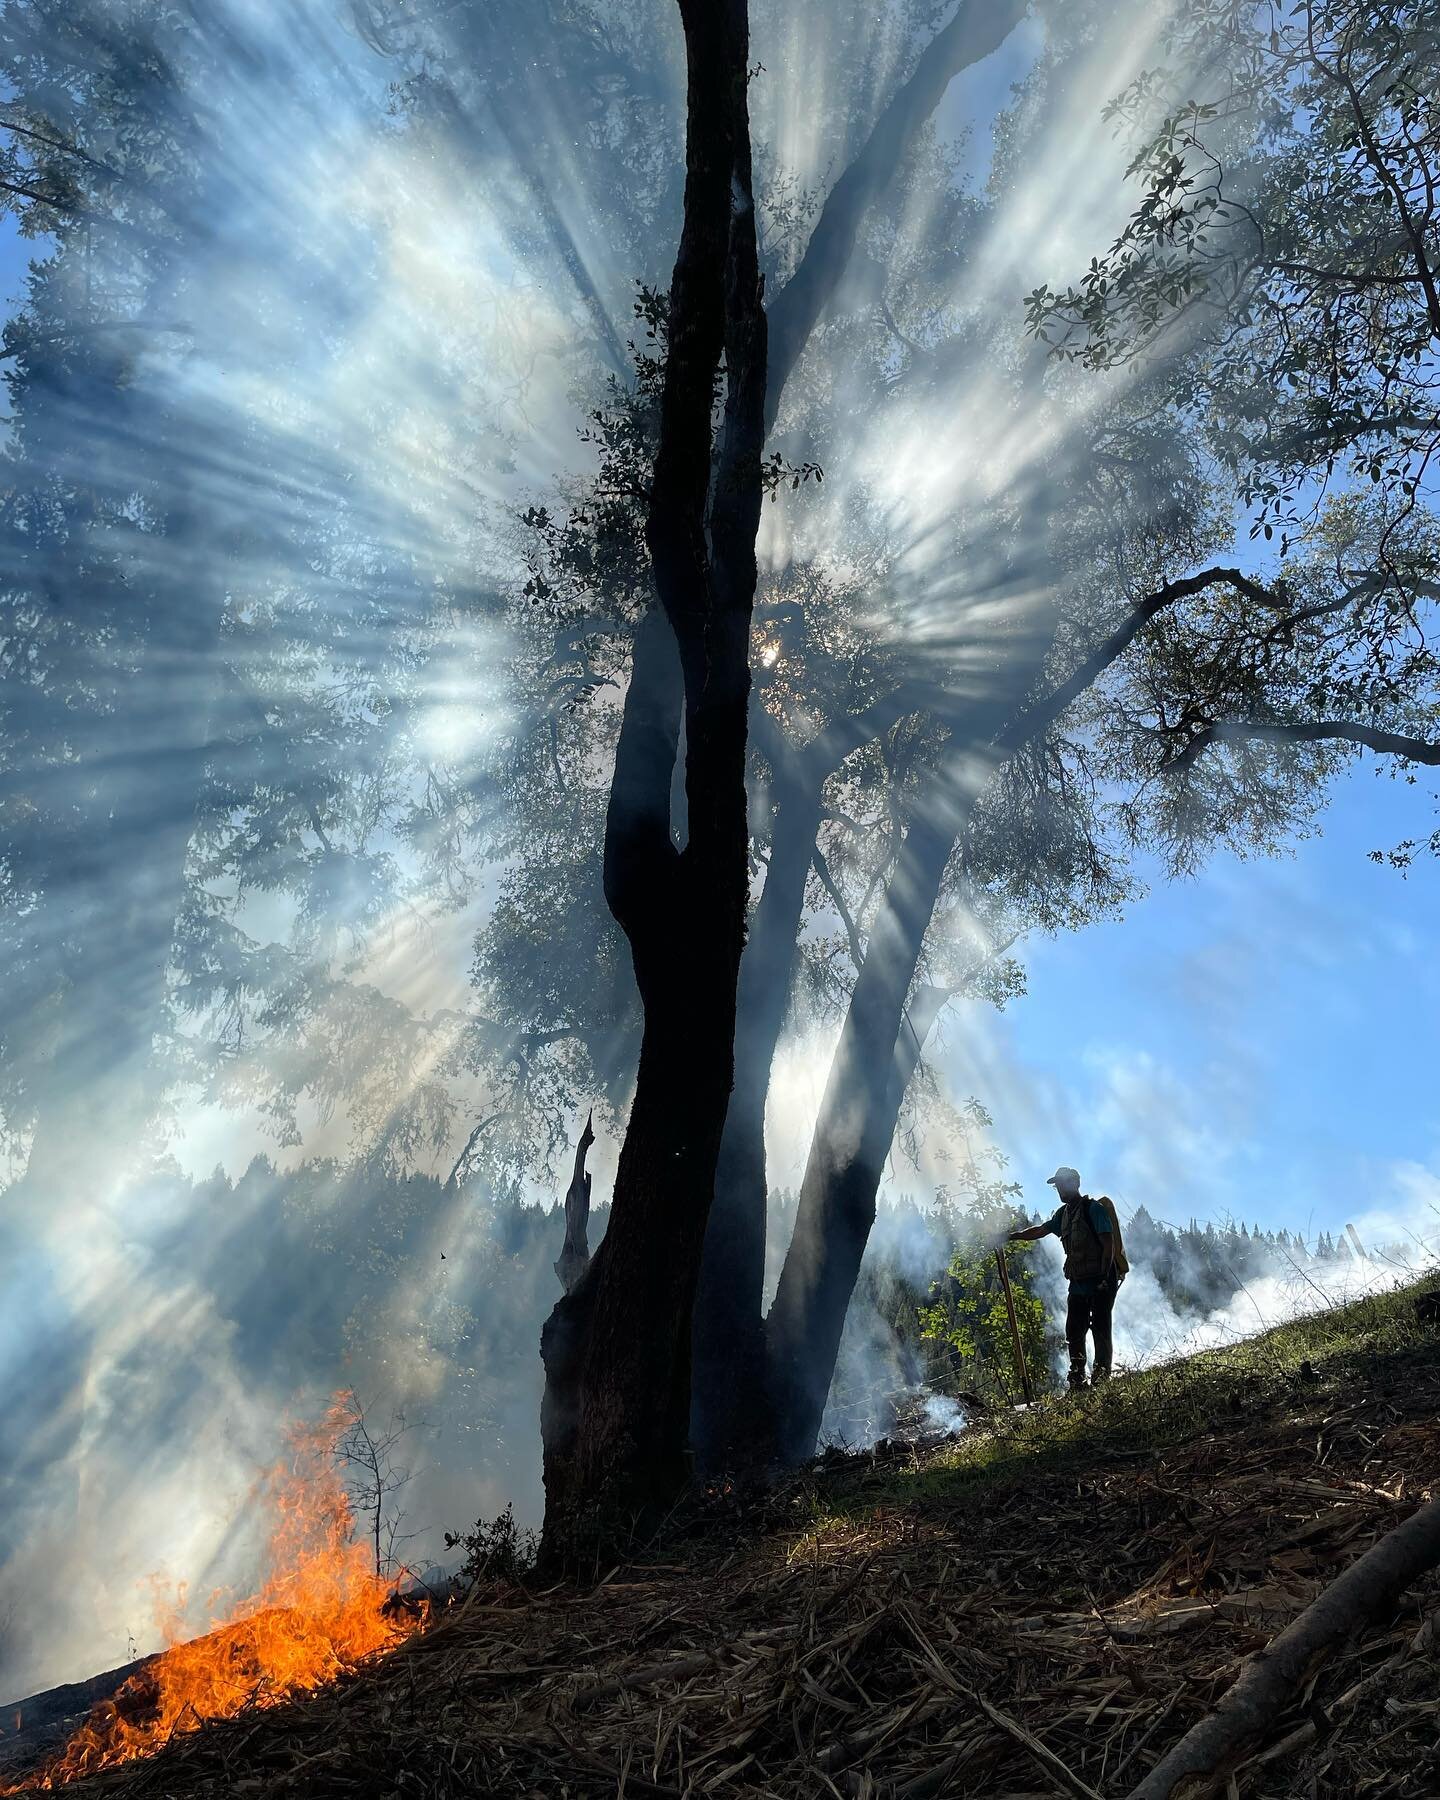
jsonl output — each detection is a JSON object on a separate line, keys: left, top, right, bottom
{"left": 12, "top": 1288, "right": 1440, "bottom": 1799}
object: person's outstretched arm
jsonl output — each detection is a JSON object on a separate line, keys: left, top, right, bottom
{"left": 1007, "top": 1222, "right": 1050, "bottom": 1243}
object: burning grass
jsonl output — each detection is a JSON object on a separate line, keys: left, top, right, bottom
{"left": 7, "top": 1276, "right": 1439, "bottom": 1798}
{"left": 4, "top": 1399, "right": 425, "bottom": 1791}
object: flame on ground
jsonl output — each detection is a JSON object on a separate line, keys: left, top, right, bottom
{"left": 18, "top": 1397, "right": 426, "bottom": 1789}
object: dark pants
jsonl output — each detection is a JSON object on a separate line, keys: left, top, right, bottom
{"left": 1066, "top": 1279, "right": 1117, "bottom": 1385}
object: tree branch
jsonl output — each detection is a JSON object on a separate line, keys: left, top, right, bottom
{"left": 1268, "top": 258, "right": 1430, "bottom": 290}
{"left": 789, "top": 566, "right": 1285, "bottom": 804}
{"left": 803, "top": 677, "right": 947, "bottom": 780}
{"left": 812, "top": 842, "right": 866, "bottom": 971}
{"left": 1169, "top": 718, "right": 1440, "bottom": 772}
{"left": 997, "top": 566, "right": 1289, "bottom": 751}
{"left": 0, "top": 318, "right": 192, "bottom": 362}
{"left": 1128, "top": 1492, "right": 1440, "bottom": 1800}
{"left": 0, "top": 175, "right": 163, "bottom": 245}
{"left": 444, "top": 1111, "right": 504, "bottom": 1192}
{"left": 764, "top": 0, "right": 1028, "bottom": 425}
{"left": 0, "top": 114, "right": 126, "bottom": 181}
{"left": 1317, "top": 39, "right": 1440, "bottom": 338}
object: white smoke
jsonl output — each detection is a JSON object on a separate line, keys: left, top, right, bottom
{"left": 3, "top": 0, "right": 1433, "bottom": 1713}
{"left": 1030, "top": 1200, "right": 1440, "bottom": 1385}
{"left": 805, "top": 1119, "right": 1440, "bottom": 1454}
{"left": 919, "top": 1392, "right": 967, "bottom": 1436}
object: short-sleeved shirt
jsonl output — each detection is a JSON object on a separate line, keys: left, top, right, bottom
{"left": 1040, "top": 1197, "right": 1113, "bottom": 1294}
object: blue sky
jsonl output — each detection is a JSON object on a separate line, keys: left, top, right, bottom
{"left": 938, "top": 762, "right": 1440, "bottom": 1245}
{"left": 0, "top": 215, "right": 28, "bottom": 330}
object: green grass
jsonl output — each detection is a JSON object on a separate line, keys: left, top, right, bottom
{"left": 814, "top": 1272, "right": 1440, "bottom": 1519}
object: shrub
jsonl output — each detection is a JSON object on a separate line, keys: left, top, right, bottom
{"left": 443, "top": 1502, "right": 538, "bottom": 1589}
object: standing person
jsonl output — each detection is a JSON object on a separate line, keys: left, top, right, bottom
{"left": 1008, "top": 1167, "right": 1122, "bottom": 1390}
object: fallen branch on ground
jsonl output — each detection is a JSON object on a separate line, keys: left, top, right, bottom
{"left": 1128, "top": 1491, "right": 1440, "bottom": 1800}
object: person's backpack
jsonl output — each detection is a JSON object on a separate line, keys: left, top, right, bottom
{"left": 1091, "top": 1195, "right": 1130, "bottom": 1278}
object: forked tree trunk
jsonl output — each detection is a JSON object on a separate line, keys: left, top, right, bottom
{"left": 691, "top": 767, "right": 822, "bottom": 1462}
{"left": 676, "top": 0, "right": 1318, "bottom": 1465}
{"left": 539, "top": 0, "right": 766, "bottom": 1559}
{"left": 685, "top": 0, "right": 1031, "bottom": 1471}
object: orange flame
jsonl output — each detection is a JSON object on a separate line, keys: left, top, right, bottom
{"left": 14, "top": 1397, "right": 426, "bottom": 1789}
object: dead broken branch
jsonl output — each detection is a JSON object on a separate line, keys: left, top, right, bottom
{"left": 972, "top": 1691, "right": 1105, "bottom": 1800}
{"left": 554, "top": 1110, "right": 595, "bottom": 1294}
{"left": 1128, "top": 1491, "right": 1440, "bottom": 1800}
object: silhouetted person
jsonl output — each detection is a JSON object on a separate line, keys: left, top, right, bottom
{"left": 1008, "top": 1166, "right": 1120, "bottom": 1390}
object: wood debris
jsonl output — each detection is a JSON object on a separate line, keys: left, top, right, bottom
{"left": 5, "top": 1339, "right": 1439, "bottom": 1799}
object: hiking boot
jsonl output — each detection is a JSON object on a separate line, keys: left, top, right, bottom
{"left": 1067, "top": 1368, "right": 1088, "bottom": 1392}
{"left": 1091, "top": 1365, "right": 1111, "bottom": 1384}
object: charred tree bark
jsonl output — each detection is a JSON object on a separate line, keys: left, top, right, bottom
{"left": 538, "top": 1121, "right": 609, "bottom": 1531}
{"left": 539, "top": 0, "right": 765, "bottom": 1558}
{"left": 689, "top": 676, "right": 980, "bottom": 1464}
{"left": 554, "top": 1111, "right": 595, "bottom": 1294}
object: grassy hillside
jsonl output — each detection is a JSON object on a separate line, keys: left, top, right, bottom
{"left": 13, "top": 1275, "right": 1440, "bottom": 1799}
{"left": 826, "top": 1274, "right": 1440, "bottom": 1512}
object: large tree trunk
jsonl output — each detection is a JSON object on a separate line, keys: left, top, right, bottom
{"left": 683, "top": 1, "right": 1031, "bottom": 1469}
{"left": 539, "top": 0, "right": 765, "bottom": 1558}
{"left": 691, "top": 763, "right": 823, "bottom": 1465}
{"left": 688, "top": 688, "right": 1002, "bottom": 1463}
{"left": 763, "top": 801, "right": 963, "bottom": 1464}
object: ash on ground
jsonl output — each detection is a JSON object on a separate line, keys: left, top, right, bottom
{"left": 818, "top": 1385, "right": 985, "bottom": 1461}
